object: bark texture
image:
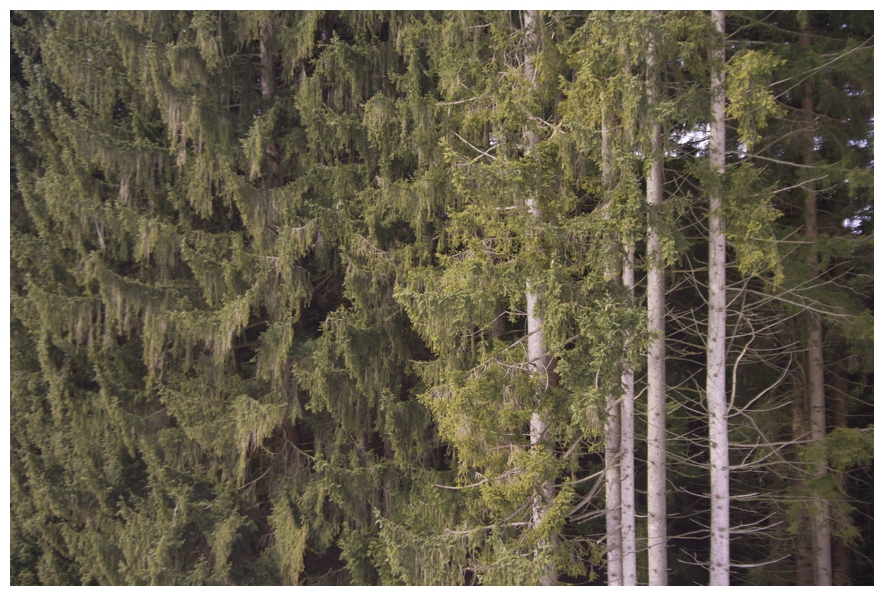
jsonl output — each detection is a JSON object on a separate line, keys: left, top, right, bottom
{"left": 527, "top": 283, "right": 557, "bottom": 586}
{"left": 792, "top": 380, "right": 815, "bottom": 585}
{"left": 707, "top": 10, "right": 730, "bottom": 586}
{"left": 604, "top": 334, "right": 623, "bottom": 587}
{"left": 801, "top": 25, "right": 832, "bottom": 584}
{"left": 601, "top": 107, "right": 623, "bottom": 587}
{"left": 646, "top": 18, "right": 668, "bottom": 586}
{"left": 620, "top": 246, "right": 637, "bottom": 586}
{"left": 524, "top": 10, "right": 557, "bottom": 586}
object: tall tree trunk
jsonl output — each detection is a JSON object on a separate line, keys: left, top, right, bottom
{"left": 523, "top": 10, "right": 557, "bottom": 585}
{"left": 601, "top": 108, "right": 623, "bottom": 587}
{"left": 792, "top": 375, "right": 815, "bottom": 585}
{"left": 646, "top": 16, "right": 668, "bottom": 586}
{"left": 604, "top": 405, "right": 623, "bottom": 586}
{"left": 801, "top": 23, "right": 832, "bottom": 587}
{"left": 620, "top": 245, "right": 637, "bottom": 586}
{"left": 707, "top": 10, "right": 730, "bottom": 586}
{"left": 527, "top": 286, "right": 557, "bottom": 585}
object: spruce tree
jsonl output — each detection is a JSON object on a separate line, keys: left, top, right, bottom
{"left": 707, "top": 9, "right": 730, "bottom": 585}
{"left": 10, "top": 9, "right": 873, "bottom": 586}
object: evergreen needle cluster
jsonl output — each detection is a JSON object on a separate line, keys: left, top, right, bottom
{"left": 10, "top": 10, "right": 873, "bottom": 586}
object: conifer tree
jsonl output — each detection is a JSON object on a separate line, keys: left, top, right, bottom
{"left": 10, "top": 9, "right": 873, "bottom": 586}
{"left": 521, "top": 10, "right": 559, "bottom": 585}
{"left": 597, "top": 25, "right": 623, "bottom": 587}
{"left": 707, "top": 9, "right": 730, "bottom": 585}
{"left": 714, "top": 11, "right": 873, "bottom": 585}
{"left": 645, "top": 12, "right": 668, "bottom": 586}
{"left": 11, "top": 10, "right": 446, "bottom": 584}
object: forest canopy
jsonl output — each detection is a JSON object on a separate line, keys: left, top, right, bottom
{"left": 9, "top": 10, "right": 873, "bottom": 586}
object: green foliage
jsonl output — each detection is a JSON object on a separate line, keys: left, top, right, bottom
{"left": 269, "top": 495, "right": 308, "bottom": 584}
{"left": 10, "top": 9, "right": 873, "bottom": 586}
{"left": 721, "top": 163, "right": 784, "bottom": 287}
{"left": 726, "top": 49, "right": 785, "bottom": 150}
{"left": 813, "top": 426, "right": 873, "bottom": 472}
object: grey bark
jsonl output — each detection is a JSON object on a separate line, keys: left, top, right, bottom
{"left": 792, "top": 379, "right": 815, "bottom": 585}
{"left": 601, "top": 108, "right": 623, "bottom": 587}
{"left": 527, "top": 283, "right": 557, "bottom": 586}
{"left": 646, "top": 17, "right": 668, "bottom": 586}
{"left": 527, "top": 284, "right": 557, "bottom": 521}
{"left": 523, "top": 10, "right": 556, "bottom": 585}
{"left": 800, "top": 25, "right": 832, "bottom": 583}
{"left": 707, "top": 10, "right": 730, "bottom": 586}
{"left": 620, "top": 246, "right": 637, "bottom": 586}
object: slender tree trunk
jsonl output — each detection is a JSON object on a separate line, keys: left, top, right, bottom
{"left": 603, "top": 363, "right": 623, "bottom": 588}
{"left": 523, "top": 10, "right": 556, "bottom": 585}
{"left": 646, "top": 17, "right": 668, "bottom": 586}
{"left": 707, "top": 10, "right": 730, "bottom": 586}
{"left": 805, "top": 315, "right": 831, "bottom": 586}
{"left": 792, "top": 376, "right": 815, "bottom": 585}
{"left": 527, "top": 286, "right": 557, "bottom": 585}
{"left": 620, "top": 245, "right": 637, "bottom": 586}
{"left": 600, "top": 106, "right": 623, "bottom": 587}
{"left": 801, "top": 24, "right": 832, "bottom": 587}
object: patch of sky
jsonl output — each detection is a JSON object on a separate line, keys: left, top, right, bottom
{"left": 669, "top": 124, "right": 709, "bottom": 158}
{"left": 843, "top": 204, "right": 872, "bottom": 234}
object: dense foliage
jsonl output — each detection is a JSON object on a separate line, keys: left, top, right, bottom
{"left": 10, "top": 10, "right": 873, "bottom": 585}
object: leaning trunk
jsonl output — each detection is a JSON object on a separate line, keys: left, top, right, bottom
{"left": 707, "top": 10, "right": 730, "bottom": 586}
